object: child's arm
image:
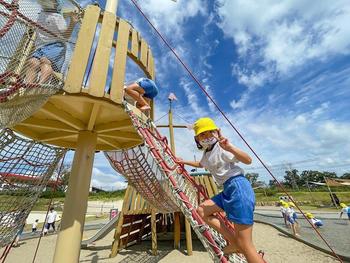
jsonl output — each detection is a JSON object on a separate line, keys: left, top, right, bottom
{"left": 216, "top": 130, "right": 252, "bottom": 164}
{"left": 177, "top": 158, "right": 203, "bottom": 168}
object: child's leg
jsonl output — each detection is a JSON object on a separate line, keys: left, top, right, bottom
{"left": 125, "top": 83, "right": 150, "bottom": 110}
{"left": 234, "top": 224, "right": 265, "bottom": 263}
{"left": 39, "top": 57, "right": 53, "bottom": 84}
{"left": 26, "top": 58, "right": 40, "bottom": 83}
{"left": 197, "top": 200, "right": 237, "bottom": 246}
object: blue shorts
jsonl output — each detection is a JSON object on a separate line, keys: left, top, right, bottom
{"left": 32, "top": 42, "right": 66, "bottom": 71}
{"left": 136, "top": 78, "right": 159, "bottom": 99}
{"left": 211, "top": 175, "right": 255, "bottom": 225}
{"left": 293, "top": 213, "right": 298, "bottom": 220}
{"left": 288, "top": 216, "right": 295, "bottom": 224}
{"left": 315, "top": 220, "right": 323, "bottom": 227}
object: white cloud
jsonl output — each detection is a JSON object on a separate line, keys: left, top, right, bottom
{"left": 91, "top": 167, "right": 127, "bottom": 190}
{"left": 216, "top": 0, "right": 350, "bottom": 107}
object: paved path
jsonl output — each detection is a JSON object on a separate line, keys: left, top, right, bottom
{"left": 254, "top": 209, "right": 350, "bottom": 261}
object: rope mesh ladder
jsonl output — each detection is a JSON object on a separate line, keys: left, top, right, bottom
{"left": 0, "top": 128, "right": 66, "bottom": 248}
{"left": 106, "top": 104, "right": 247, "bottom": 263}
{"left": 0, "top": 0, "right": 82, "bottom": 128}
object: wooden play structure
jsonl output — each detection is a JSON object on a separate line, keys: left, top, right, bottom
{"left": 0, "top": 1, "right": 247, "bottom": 262}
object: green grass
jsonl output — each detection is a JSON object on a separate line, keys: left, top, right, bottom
{"left": 255, "top": 191, "right": 350, "bottom": 205}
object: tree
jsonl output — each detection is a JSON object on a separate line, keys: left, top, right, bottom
{"left": 245, "top": 173, "right": 259, "bottom": 186}
{"left": 340, "top": 173, "right": 350, "bottom": 179}
{"left": 284, "top": 169, "right": 300, "bottom": 189}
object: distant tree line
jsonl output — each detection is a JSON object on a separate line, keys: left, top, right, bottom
{"left": 245, "top": 170, "right": 350, "bottom": 190}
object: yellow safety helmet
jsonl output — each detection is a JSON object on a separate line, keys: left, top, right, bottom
{"left": 288, "top": 202, "right": 295, "bottom": 207}
{"left": 193, "top": 117, "right": 218, "bottom": 136}
{"left": 306, "top": 212, "right": 314, "bottom": 219}
{"left": 340, "top": 203, "right": 347, "bottom": 208}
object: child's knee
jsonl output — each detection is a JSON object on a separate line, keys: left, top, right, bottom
{"left": 196, "top": 205, "right": 205, "bottom": 218}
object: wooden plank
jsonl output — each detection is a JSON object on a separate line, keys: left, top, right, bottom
{"left": 87, "top": 104, "right": 101, "bottom": 130}
{"left": 209, "top": 176, "right": 218, "bottom": 195}
{"left": 12, "top": 127, "right": 39, "bottom": 140}
{"left": 139, "top": 38, "right": 148, "bottom": 71}
{"left": 99, "top": 131, "right": 140, "bottom": 141}
{"left": 98, "top": 137, "right": 121, "bottom": 149}
{"left": 88, "top": 12, "right": 116, "bottom": 97}
{"left": 130, "top": 29, "right": 139, "bottom": 60}
{"left": 64, "top": 5, "right": 100, "bottom": 93}
{"left": 147, "top": 47, "right": 155, "bottom": 79}
{"left": 110, "top": 186, "right": 132, "bottom": 258}
{"left": 121, "top": 219, "right": 151, "bottom": 235}
{"left": 110, "top": 19, "right": 131, "bottom": 104}
{"left": 95, "top": 120, "right": 131, "bottom": 133}
{"left": 40, "top": 102, "right": 85, "bottom": 130}
{"left": 18, "top": 118, "right": 76, "bottom": 132}
{"left": 151, "top": 209, "right": 157, "bottom": 255}
{"left": 203, "top": 176, "right": 214, "bottom": 198}
{"left": 39, "top": 131, "right": 76, "bottom": 142}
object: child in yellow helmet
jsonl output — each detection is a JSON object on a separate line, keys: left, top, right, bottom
{"left": 286, "top": 202, "right": 300, "bottom": 236}
{"left": 339, "top": 203, "right": 350, "bottom": 223}
{"left": 279, "top": 200, "right": 289, "bottom": 227}
{"left": 179, "top": 118, "right": 264, "bottom": 262}
{"left": 306, "top": 212, "right": 323, "bottom": 228}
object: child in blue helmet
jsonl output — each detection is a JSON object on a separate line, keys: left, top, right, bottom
{"left": 179, "top": 118, "right": 264, "bottom": 262}
{"left": 26, "top": 0, "right": 78, "bottom": 84}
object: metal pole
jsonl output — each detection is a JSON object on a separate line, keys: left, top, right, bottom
{"left": 105, "top": 0, "right": 119, "bottom": 14}
{"left": 53, "top": 131, "right": 97, "bottom": 263}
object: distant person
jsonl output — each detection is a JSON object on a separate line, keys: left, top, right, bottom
{"left": 26, "top": 1, "right": 78, "bottom": 84}
{"left": 32, "top": 219, "right": 39, "bottom": 234}
{"left": 44, "top": 207, "right": 58, "bottom": 234}
{"left": 287, "top": 202, "right": 300, "bottom": 236}
{"left": 306, "top": 212, "right": 323, "bottom": 228}
{"left": 279, "top": 201, "right": 289, "bottom": 227}
{"left": 124, "top": 78, "right": 159, "bottom": 112}
{"left": 339, "top": 203, "right": 350, "bottom": 223}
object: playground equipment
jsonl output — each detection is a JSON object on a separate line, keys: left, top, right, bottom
{"left": 81, "top": 210, "right": 120, "bottom": 248}
{"left": 0, "top": 0, "right": 249, "bottom": 262}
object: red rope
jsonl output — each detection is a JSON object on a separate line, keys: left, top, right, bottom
{"left": 0, "top": 0, "right": 18, "bottom": 38}
{"left": 128, "top": 1, "right": 343, "bottom": 262}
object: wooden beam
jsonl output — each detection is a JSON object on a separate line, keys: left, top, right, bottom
{"left": 130, "top": 29, "right": 139, "bottom": 60}
{"left": 64, "top": 5, "right": 100, "bottom": 93}
{"left": 12, "top": 126, "right": 39, "bottom": 140}
{"left": 157, "top": 125, "right": 187, "bottom": 129}
{"left": 99, "top": 131, "right": 140, "bottom": 141}
{"left": 19, "top": 118, "right": 76, "bottom": 132}
{"left": 88, "top": 11, "right": 116, "bottom": 97}
{"left": 140, "top": 38, "right": 148, "bottom": 70}
{"left": 110, "top": 19, "right": 131, "bottom": 104}
{"left": 39, "top": 131, "right": 76, "bottom": 142}
{"left": 98, "top": 136, "right": 121, "bottom": 149}
{"left": 110, "top": 186, "right": 132, "bottom": 257}
{"left": 147, "top": 47, "right": 155, "bottom": 79}
{"left": 40, "top": 102, "right": 86, "bottom": 130}
{"left": 87, "top": 104, "right": 101, "bottom": 130}
{"left": 95, "top": 120, "right": 131, "bottom": 133}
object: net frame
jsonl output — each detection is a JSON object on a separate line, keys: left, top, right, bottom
{"left": 107, "top": 104, "right": 248, "bottom": 263}
{"left": 0, "top": 128, "right": 66, "bottom": 247}
{"left": 0, "top": 0, "right": 82, "bottom": 128}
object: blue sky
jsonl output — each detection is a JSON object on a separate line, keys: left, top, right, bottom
{"left": 73, "top": 0, "right": 350, "bottom": 189}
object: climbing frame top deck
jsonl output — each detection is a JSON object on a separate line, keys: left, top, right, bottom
{"left": 1, "top": 4, "right": 155, "bottom": 150}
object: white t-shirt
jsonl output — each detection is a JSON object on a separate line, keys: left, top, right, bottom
{"left": 36, "top": 11, "right": 67, "bottom": 48}
{"left": 341, "top": 207, "right": 349, "bottom": 213}
{"left": 32, "top": 222, "right": 38, "bottom": 229}
{"left": 200, "top": 143, "right": 243, "bottom": 186}
{"left": 47, "top": 211, "right": 57, "bottom": 223}
{"left": 311, "top": 218, "right": 321, "bottom": 224}
{"left": 285, "top": 207, "right": 294, "bottom": 218}
{"left": 280, "top": 207, "right": 286, "bottom": 214}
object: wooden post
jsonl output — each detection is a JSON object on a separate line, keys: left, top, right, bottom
{"left": 151, "top": 209, "right": 157, "bottom": 255}
{"left": 168, "top": 99, "right": 192, "bottom": 253}
{"left": 53, "top": 131, "right": 97, "bottom": 263}
{"left": 110, "top": 186, "right": 132, "bottom": 257}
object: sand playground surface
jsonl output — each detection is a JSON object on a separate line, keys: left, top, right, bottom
{"left": 5, "top": 223, "right": 338, "bottom": 263}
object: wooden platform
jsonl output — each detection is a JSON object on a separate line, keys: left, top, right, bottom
{"left": 12, "top": 90, "right": 145, "bottom": 150}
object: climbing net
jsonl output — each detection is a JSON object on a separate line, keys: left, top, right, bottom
{"left": 0, "top": 0, "right": 82, "bottom": 128}
{"left": 107, "top": 104, "right": 246, "bottom": 263}
{"left": 0, "top": 128, "right": 65, "bottom": 247}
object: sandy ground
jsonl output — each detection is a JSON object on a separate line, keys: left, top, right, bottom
{"left": 4, "top": 223, "right": 338, "bottom": 263}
